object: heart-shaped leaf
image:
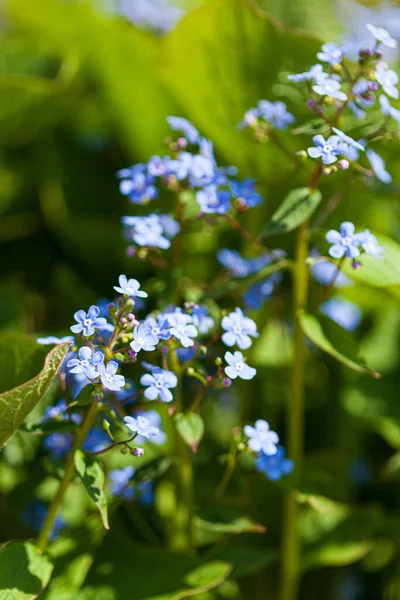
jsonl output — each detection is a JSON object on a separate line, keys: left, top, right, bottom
{"left": 74, "top": 450, "right": 109, "bottom": 530}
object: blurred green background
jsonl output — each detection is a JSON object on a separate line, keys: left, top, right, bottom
{"left": 2, "top": 0, "right": 400, "bottom": 599}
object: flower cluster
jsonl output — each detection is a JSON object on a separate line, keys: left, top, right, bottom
{"left": 243, "top": 420, "right": 293, "bottom": 481}
{"left": 326, "top": 221, "right": 384, "bottom": 260}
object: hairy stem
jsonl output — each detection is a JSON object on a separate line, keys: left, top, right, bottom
{"left": 37, "top": 401, "right": 99, "bottom": 553}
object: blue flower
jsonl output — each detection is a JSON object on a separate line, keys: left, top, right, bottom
{"left": 82, "top": 427, "right": 110, "bottom": 452}
{"left": 287, "top": 63, "right": 325, "bottom": 83}
{"left": 114, "top": 274, "right": 148, "bottom": 298}
{"left": 135, "top": 410, "right": 167, "bottom": 445}
{"left": 379, "top": 94, "right": 400, "bottom": 123}
{"left": 109, "top": 466, "right": 135, "bottom": 499}
{"left": 22, "top": 500, "right": 64, "bottom": 540}
{"left": 143, "top": 315, "right": 171, "bottom": 341}
{"left": 244, "top": 419, "right": 279, "bottom": 455}
{"left": 122, "top": 214, "right": 180, "bottom": 249}
{"left": 67, "top": 346, "right": 104, "bottom": 380}
{"left": 37, "top": 335, "right": 74, "bottom": 345}
{"left": 196, "top": 185, "right": 231, "bottom": 214}
{"left": 42, "top": 399, "right": 67, "bottom": 422}
{"left": 313, "top": 76, "right": 347, "bottom": 101}
{"left": 71, "top": 306, "right": 107, "bottom": 337}
{"left": 331, "top": 128, "right": 365, "bottom": 154}
{"left": 167, "top": 116, "right": 200, "bottom": 145}
{"left": 244, "top": 276, "right": 281, "bottom": 311}
{"left": 310, "top": 257, "right": 353, "bottom": 287}
{"left": 317, "top": 42, "right": 344, "bottom": 65}
{"left": 320, "top": 297, "right": 362, "bottom": 331}
{"left": 256, "top": 446, "right": 294, "bottom": 480}
{"left": 43, "top": 433, "right": 72, "bottom": 458}
{"left": 230, "top": 179, "right": 263, "bottom": 208}
{"left": 307, "top": 134, "right": 348, "bottom": 165}
{"left": 221, "top": 307, "right": 259, "bottom": 350}
{"left": 98, "top": 361, "right": 125, "bottom": 392}
{"left": 357, "top": 229, "right": 385, "bottom": 258}
{"left": 188, "top": 154, "right": 216, "bottom": 188}
{"left": 124, "top": 415, "right": 160, "bottom": 439}
{"left": 366, "top": 149, "right": 392, "bottom": 183}
{"left": 136, "top": 480, "right": 155, "bottom": 506}
{"left": 191, "top": 305, "right": 214, "bottom": 334}
{"left": 326, "top": 222, "right": 363, "bottom": 259}
{"left": 257, "top": 100, "right": 295, "bottom": 130}
{"left": 147, "top": 155, "right": 172, "bottom": 177}
{"left": 140, "top": 367, "right": 177, "bottom": 402}
{"left": 117, "top": 164, "right": 158, "bottom": 204}
{"left": 168, "top": 310, "right": 198, "bottom": 347}
{"left": 376, "top": 63, "right": 399, "bottom": 99}
{"left": 224, "top": 351, "right": 256, "bottom": 380}
{"left": 366, "top": 23, "right": 398, "bottom": 48}
{"left": 217, "top": 249, "right": 271, "bottom": 278}
{"left": 131, "top": 324, "right": 159, "bottom": 353}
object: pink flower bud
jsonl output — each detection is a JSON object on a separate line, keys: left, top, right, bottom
{"left": 338, "top": 159, "right": 350, "bottom": 170}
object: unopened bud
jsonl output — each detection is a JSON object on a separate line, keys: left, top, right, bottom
{"left": 352, "top": 260, "right": 361, "bottom": 270}
{"left": 323, "top": 167, "right": 331, "bottom": 177}
{"left": 222, "top": 377, "right": 232, "bottom": 387}
{"left": 132, "top": 447, "right": 144, "bottom": 457}
{"left": 215, "top": 357, "right": 223, "bottom": 366}
{"left": 177, "top": 136, "right": 188, "bottom": 149}
{"left": 127, "top": 313, "right": 136, "bottom": 322}
{"left": 138, "top": 247, "right": 148, "bottom": 259}
{"left": 120, "top": 318, "right": 127, "bottom": 325}
{"left": 338, "top": 159, "right": 349, "bottom": 170}
{"left": 368, "top": 80, "right": 378, "bottom": 91}
{"left": 129, "top": 349, "right": 137, "bottom": 360}
{"left": 126, "top": 245, "right": 136, "bottom": 257}
{"left": 187, "top": 366, "right": 195, "bottom": 376}
{"left": 237, "top": 442, "right": 246, "bottom": 451}
{"left": 161, "top": 346, "right": 169, "bottom": 354}
{"left": 296, "top": 150, "right": 308, "bottom": 160}
{"left": 306, "top": 99, "right": 315, "bottom": 110}
{"left": 121, "top": 447, "right": 128, "bottom": 454}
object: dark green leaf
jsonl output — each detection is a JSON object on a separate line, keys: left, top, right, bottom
{"left": 0, "top": 333, "right": 48, "bottom": 393}
{"left": 299, "top": 310, "right": 379, "bottom": 377}
{"left": 195, "top": 514, "right": 266, "bottom": 535}
{"left": 175, "top": 413, "right": 204, "bottom": 450}
{"left": 0, "top": 341, "right": 71, "bottom": 448}
{"left": 74, "top": 450, "right": 109, "bottom": 530}
{"left": 263, "top": 188, "right": 322, "bottom": 237}
{"left": 0, "top": 540, "right": 53, "bottom": 599}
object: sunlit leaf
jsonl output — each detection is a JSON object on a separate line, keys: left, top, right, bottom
{"left": 0, "top": 540, "right": 53, "bottom": 600}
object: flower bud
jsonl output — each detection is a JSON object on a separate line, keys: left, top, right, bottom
{"left": 215, "top": 357, "right": 223, "bottom": 366}
{"left": 161, "top": 346, "right": 169, "bottom": 354}
{"left": 121, "top": 447, "right": 128, "bottom": 454}
{"left": 138, "top": 247, "right": 148, "bottom": 259}
{"left": 199, "top": 345, "right": 208, "bottom": 355}
{"left": 352, "top": 260, "right": 361, "bottom": 270}
{"left": 237, "top": 442, "right": 246, "bottom": 451}
{"left": 126, "top": 245, "right": 136, "bottom": 257}
{"left": 132, "top": 447, "right": 144, "bottom": 457}
{"left": 368, "top": 80, "right": 378, "bottom": 91}
{"left": 127, "top": 313, "right": 136, "bottom": 322}
{"left": 306, "top": 99, "right": 315, "bottom": 110}
{"left": 177, "top": 137, "right": 188, "bottom": 149}
{"left": 129, "top": 349, "right": 137, "bottom": 360}
{"left": 338, "top": 159, "right": 349, "bottom": 170}
{"left": 222, "top": 377, "right": 232, "bottom": 387}
{"left": 187, "top": 366, "right": 195, "bottom": 376}
{"left": 120, "top": 318, "right": 127, "bottom": 325}
{"left": 322, "top": 167, "right": 331, "bottom": 177}
{"left": 296, "top": 150, "right": 308, "bottom": 160}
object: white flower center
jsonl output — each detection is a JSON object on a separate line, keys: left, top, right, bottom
{"left": 81, "top": 360, "right": 89, "bottom": 366}
{"left": 323, "top": 143, "right": 333, "bottom": 153}
{"left": 236, "top": 362, "right": 244, "bottom": 370}
{"left": 156, "top": 381, "right": 163, "bottom": 388}
{"left": 138, "top": 337, "right": 144, "bottom": 344}
{"left": 342, "top": 236, "right": 352, "bottom": 246}
{"left": 84, "top": 319, "right": 92, "bottom": 327}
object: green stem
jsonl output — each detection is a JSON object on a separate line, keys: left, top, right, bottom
{"left": 280, "top": 220, "right": 309, "bottom": 600}
{"left": 37, "top": 401, "right": 99, "bottom": 553}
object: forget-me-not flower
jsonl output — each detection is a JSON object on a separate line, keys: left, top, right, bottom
{"left": 379, "top": 95, "right": 400, "bottom": 123}
{"left": 67, "top": 346, "right": 103, "bottom": 379}
{"left": 141, "top": 367, "right": 177, "bottom": 402}
{"left": 109, "top": 466, "right": 135, "bottom": 499}
{"left": 43, "top": 433, "right": 73, "bottom": 459}
{"left": 37, "top": 335, "right": 74, "bottom": 345}
{"left": 131, "top": 324, "right": 159, "bottom": 353}
{"left": 114, "top": 275, "right": 148, "bottom": 298}
{"left": 317, "top": 42, "right": 344, "bottom": 65}
{"left": 366, "top": 23, "right": 398, "bottom": 48}
{"left": 307, "top": 134, "right": 348, "bottom": 165}
{"left": 124, "top": 415, "right": 160, "bottom": 439}
{"left": 326, "top": 222, "right": 363, "bottom": 259}
{"left": 196, "top": 185, "right": 231, "bottom": 214}
{"left": 230, "top": 179, "right": 263, "bottom": 208}
{"left": 117, "top": 164, "right": 158, "bottom": 204}
{"left": 217, "top": 249, "right": 271, "bottom": 278}
{"left": 42, "top": 399, "right": 68, "bottom": 422}
{"left": 122, "top": 214, "right": 179, "bottom": 249}
{"left": 143, "top": 315, "right": 171, "bottom": 341}
{"left": 313, "top": 76, "right": 347, "bottom": 101}
{"left": 135, "top": 410, "right": 167, "bottom": 445}
{"left": 376, "top": 63, "right": 399, "bottom": 99}
{"left": 191, "top": 305, "right": 214, "bottom": 335}
{"left": 167, "top": 116, "right": 200, "bottom": 145}
{"left": 257, "top": 100, "right": 295, "bottom": 130}
{"left": 358, "top": 230, "right": 385, "bottom": 258}
{"left": 287, "top": 63, "right": 325, "bottom": 83}
{"left": 224, "top": 351, "right": 256, "bottom": 380}
{"left": 222, "top": 307, "right": 259, "bottom": 350}
{"left": 71, "top": 306, "right": 107, "bottom": 337}
{"left": 320, "top": 297, "right": 362, "bottom": 331}
{"left": 22, "top": 500, "right": 64, "bottom": 540}
{"left": 366, "top": 149, "right": 392, "bottom": 183}
{"left": 331, "top": 128, "right": 365, "bottom": 154}
{"left": 168, "top": 311, "right": 198, "bottom": 348}
{"left": 256, "top": 446, "right": 294, "bottom": 480}
{"left": 82, "top": 427, "right": 110, "bottom": 453}
{"left": 97, "top": 361, "right": 125, "bottom": 392}
{"left": 244, "top": 419, "right": 279, "bottom": 455}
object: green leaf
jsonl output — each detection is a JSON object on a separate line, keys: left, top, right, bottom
{"left": 0, "top": 341, "right": 71, "bottom": 448}
{"left": 74, "top": 450, "right": 109, "bottom": 530}
{"left": 195, "top": 514, "right": 266, "bottom": 535}
{"left": 175, "top": 413, "right": 204, "bottom": 451}
{"left": 342, "top": 232, "right": 400, "bottom": 287}
{"left": 22, "top": 420, "right": 76, "bottom": 435}
{"left": 208, "top": 545, "right": 278, "bottom": 579}
{"left": 172, "top": 562, "right": 231, "bottom": 600}
{"left": 262, "top": 188, "right": 322, "bottom": 237}
{"left": 0, "top": 540, "right": 54, "bottom": 599}
{"left": 0, "top": 333, "right": 48, "bottom": 393}
{"left": 299, "top": 310, "right": 379, "bottom": 377}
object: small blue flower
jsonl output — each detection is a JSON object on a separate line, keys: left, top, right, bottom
{"left": 67, "top": 346, "right": 104, "bottom": 380}
{"left": 307, "top": 134, "right": 348, "bottom": 165}
{"left": 357, "top": 229, "right": 385, "bottom": 258}
{"left": 366, "top": 23, "right": 397, "bottom": 49}
{"left": 143, "top": 315, "right": 171, "bottom": 341}
{"left": 140, "top": 367, "right": 177, "bottom": 402}
{"left": 317, "top": 42, "right": 344, "bottom": 65}
{"left": 326, "top": 222, "right": 363, "bottom": 259}
{"left": 71, "top": 306, "right": 107, "bottom": 337}
{"left": 109, "top": 466, "right": 135, "bottom": 499}
{"left": 320, "top": 297, "right": 362, "bottom": 331}
{"left": 256, "top": 446, "right": 294, "bottom": 480}
{"left": 136, "top": 480, "right": 155, "bottom": 506}
{"left": 188, "top": 154, "right": 216, "bottom": 188}
{"left": 131, "top": 324, "right": 159, "bottom": 353}
{"left": 217, "top": 249, "right": 271, "bottom": 278}
{"left": 313, "top": 76, "right": 347, "bottom": 101}
{"left": 366, "top": 149, "right": 392, "bottom": 184}
{"left": 244, "top": 419, "right": 279, "bottom": 455}
{"left": 147, "top": 155, "right": 172, "bottom": 177}
{"left": 379, "top": 94, "right": 400, "bottom": 123}
{"left": 221, "top": 307, "right": 259, "bottom": 350}
{"left": 43, "top": 433, "right": 72, "bottom": 458}
{"left": 224, "top": 351, "right": 256, "bottom": 380}
{"left": 287, "top": 63, "right": 325, "bottom": 83}
{"left": 376, "top": 63, "right": 399, "bottom": 99}
{"left": 257, "top": 100, "right": 295, "bottom": 130}
{"left": 22, "top": 500, "right": 64, "bottom": 540}
{"left": 37, "top": 335, "right": 74, "bottom": 345}
{"left": 124, "top": 415, "right": 160, "bottom": 439}
{"left": 114, "top": 274, "right": 148, "bottom": 298}
{"left": 167, "top": 116, "right": 200, "bottom": 145}
{"left": 82, "top": 427, "right": 110, "bottom": 452}
{"left": 117, "top": 164, "right": 158, "bottom": 204}
{"left": 244, "top": 276, "right": 281, "bottom": 311}
{"left": 42, "top": 399, "right": 67, "bottom": 422}
{"left": 310, "top": 257, "right": 353, "bottom": 287}
{"left": 122, "top": 214, "right": 180, "bottom": 249}
{"left": 98, "top": 361, "right": 125, "bottom": 392}
{"left": 331, "top": 128, "right": 365, "bottom": 154}
{"left": 230, "top": 179, "right": 263, "bottom": 208}
{"left": 196, "top": 185, "right": 231, "bottom": 214}
{"left": 168, "top": 310, "right": 198, "bottom": 348}
{"left": 135, "top": 410, "right": 167, "bottom": 445}
{"left": 191, "top": 305, "right": 214, "bottom": 334}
